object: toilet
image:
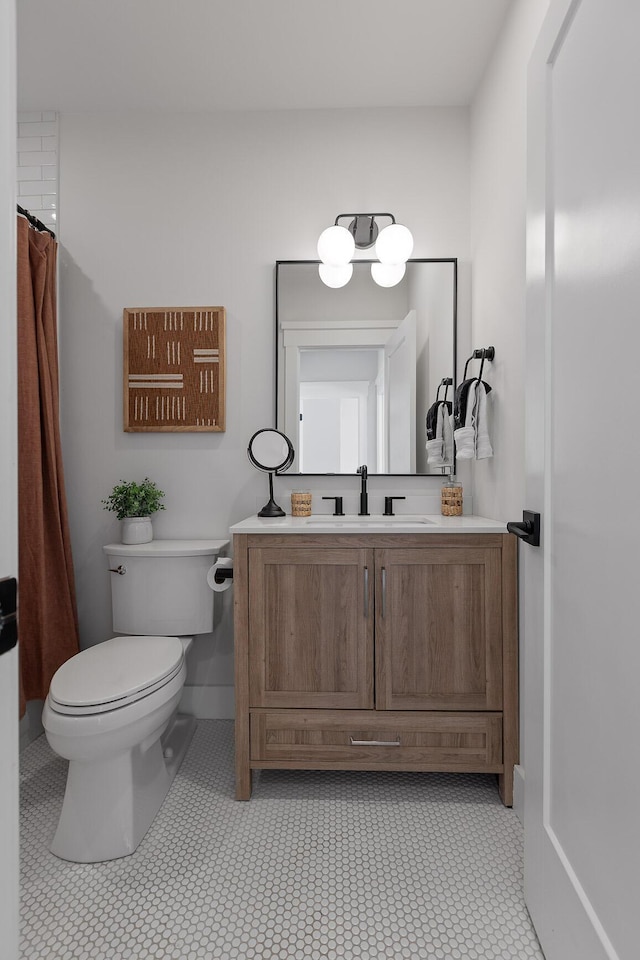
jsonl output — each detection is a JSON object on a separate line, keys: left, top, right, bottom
{"left": 42, "top": 538, "right": 229, "bottom": 863}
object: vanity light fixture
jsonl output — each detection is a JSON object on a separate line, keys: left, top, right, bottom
{"left": 317, "top": 213, "right": 414, "bottom": 288}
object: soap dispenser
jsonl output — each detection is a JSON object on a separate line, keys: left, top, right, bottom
{"left": 441, "top": 476, "right": 463, "bottom": 516}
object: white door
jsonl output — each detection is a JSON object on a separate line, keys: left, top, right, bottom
{"left": 384, "top": 310, "right": 416, "bottom": 472}
{"left": 525, "top": 2, "right": 640, "bottom": 958}
{"left": 0, "top": 0, "right": 19, "bottom": 957}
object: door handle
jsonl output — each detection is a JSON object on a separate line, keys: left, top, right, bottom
{"left": 507, "top": 510, "right": 540, "bottom": 547}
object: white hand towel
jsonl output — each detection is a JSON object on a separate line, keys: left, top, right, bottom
{"left": 454, "top": 380, "right": 493, "bottom": 460}
{"left": 426, "top": 437, "right": 445, "bottom": 465}
{"left": 443, "top": 407, "right": 454, "bottom": 465}
{"left": 454, "top": 380, "right": 478, "bottom": 458}
{"left": 475, "top": 380, "right": 493, "bottom": 460}
{"left": 426, "top": 402, "right": 451, "bottom": 465}
{"left": 454, "top": 425, "right": 476, "bottom": 459}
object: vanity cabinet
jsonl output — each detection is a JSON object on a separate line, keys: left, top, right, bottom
{"left": 234, "top": 532, "right": 517, "bottom": 806}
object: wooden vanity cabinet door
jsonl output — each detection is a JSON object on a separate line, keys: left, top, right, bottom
{"left": 248, "top": 545, "right": 374, "bottom": 709}
{"left": 375, "top": 546, "right": 503, "bottom": 711}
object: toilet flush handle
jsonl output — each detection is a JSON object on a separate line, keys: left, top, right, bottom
{"left": 109, "top": 564, "right": 127, "bottom": 575}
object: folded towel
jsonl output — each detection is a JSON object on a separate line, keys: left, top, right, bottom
{"left": 442, "top": 404, "right": 454, "bottom": 465}
{"left": 426, "top": 437, "right": 445, "bottom": 465}
{"left": 453, "top": 379, "right": 493, "bottom": 461}
{"left": 426, "top": 400, "right": 453, "bottom": 465}
{"left": 474, "top": 380, "right": 493, "bottom": 460}
{"left": 453, "top": 425, "right": 476, "bottom": 459}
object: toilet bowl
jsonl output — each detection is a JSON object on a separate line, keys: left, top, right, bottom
{"left": 42, "top": 538, "right": 229, "bottom": 863}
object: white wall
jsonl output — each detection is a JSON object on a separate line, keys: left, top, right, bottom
{"left": 469, "top": 0, "right": 549, "bottom": 819}
{"left": 58, "top": 106, "right": 470, "bottom": 716}
{"left": 470, "top": 0, "right": 550, "bottom": 523}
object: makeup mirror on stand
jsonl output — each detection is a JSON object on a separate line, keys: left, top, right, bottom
{"left": 248, "top": 428, "right": 295, "bottom": 517}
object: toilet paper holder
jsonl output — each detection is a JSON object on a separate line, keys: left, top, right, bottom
{"left": 213, "top": 566, "right": 233, "bottom": 584}
{"left": 207, "top": 557, "right": 234, "bottom": 593}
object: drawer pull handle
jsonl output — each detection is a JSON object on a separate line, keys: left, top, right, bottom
{"left": 381, "top": 566, "right": 387, "bottom": 618}
{"left": 364, "top": 566, "right": 369, "bottom": 618}
{"left": 349, "top": 736, "right": 400, "bottom": 747}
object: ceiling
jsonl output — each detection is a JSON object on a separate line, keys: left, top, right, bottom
{"left": 17, "top": 0, "right": 513, "bottom": 113}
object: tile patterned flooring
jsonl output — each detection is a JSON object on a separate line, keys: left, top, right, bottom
{"left": 20, "top": 720, "right": 544, "bottom": 959}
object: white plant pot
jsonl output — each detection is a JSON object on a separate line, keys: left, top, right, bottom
{"left": 121, "top": 516, "right": 153, "bottom": 544}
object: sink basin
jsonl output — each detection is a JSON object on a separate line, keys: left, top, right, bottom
{"left": 305, "top": 516, "right": 437, "bottom": 528}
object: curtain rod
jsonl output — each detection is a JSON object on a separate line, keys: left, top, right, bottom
{"left": 17, "top": 204, "right": 56, "bottom": 239}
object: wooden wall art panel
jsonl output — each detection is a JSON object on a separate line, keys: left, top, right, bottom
{"left": 123, "top": 306, "right": 226, "bottom": 432}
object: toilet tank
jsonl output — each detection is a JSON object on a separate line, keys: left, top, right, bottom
{"left": 103, "top": 539, "right": 229, "bottom": 636}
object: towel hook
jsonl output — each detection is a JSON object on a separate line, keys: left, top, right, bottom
{"left": 436, "top": 377, "right": 453, "bottom": 404}
{"left": 477, "top": 349, "right": 488, "bottom": 383}
{"left": 476, "top": 346, "right": 495, "bottom": 383}
{"left": 463, "top": 346, "right": 495, "bottom": 382}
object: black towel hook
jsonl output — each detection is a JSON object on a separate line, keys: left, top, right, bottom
{"left": 436, "top": 376, "right": 453, "bottom": 404}
{"left": 463, "top": 346, "right": 495, "bottom": 382}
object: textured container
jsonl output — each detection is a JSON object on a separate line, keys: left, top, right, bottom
{"left": 441, "top": 478, "right": 463, "bottom": 517}
{"left": 121, "top": 517, "right": 153, "bottom": 544}
{"left": 291, "top": 491, "right": 312, "bottom": 517}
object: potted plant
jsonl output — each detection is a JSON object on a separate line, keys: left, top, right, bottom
{"left": 102, "top": 477, "right": 166, "bottom": 544}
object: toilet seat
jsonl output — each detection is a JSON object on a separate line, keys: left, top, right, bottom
{"left": 48, "top": 635, "right": 184, "bottom": 716}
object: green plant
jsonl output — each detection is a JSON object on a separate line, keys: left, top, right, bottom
{"left": 102, "top": 478, "right": 166, "bottom": 520}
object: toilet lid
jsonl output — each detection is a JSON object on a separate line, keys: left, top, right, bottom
{"left": 48, "top": 635, "right": 184, "bottom": 711}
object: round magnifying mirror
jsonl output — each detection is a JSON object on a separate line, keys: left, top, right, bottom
{"left": 247, "top": 429, "right": 295, "bottom": 517}
{"left": 248, "top": 429, "right": 294, "bottom": 473}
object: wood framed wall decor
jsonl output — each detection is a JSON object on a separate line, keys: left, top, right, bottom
{"left": 123, "top": 306, "right": 226, "bottom": 432}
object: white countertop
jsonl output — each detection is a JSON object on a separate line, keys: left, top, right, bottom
{"left": 229, "top": 514, "right": 508, "bottom": 535}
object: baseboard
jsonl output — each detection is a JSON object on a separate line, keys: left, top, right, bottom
{"left": 19, "top": 699, "right": 44, "bottom": 751}
{"left": 179, "top": 684, "right": 235, "bottom": 719}
{"left": 513, "top": 764, "right": 524, "bottom": 826}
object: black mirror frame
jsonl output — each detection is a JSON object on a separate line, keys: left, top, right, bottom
{"left": 275, "top": 258, "right": 458, "bottom": 476}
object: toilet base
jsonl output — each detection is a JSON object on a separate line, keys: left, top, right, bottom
{"left": 161, "top": 712, "right": 196, "bottom": 781}
{"left": 50, "top": 712, "right": 197, "bottom": 863}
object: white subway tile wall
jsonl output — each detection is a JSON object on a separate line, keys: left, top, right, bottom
{"left": 17, "top": 111, "right": 58, "bottom": 234}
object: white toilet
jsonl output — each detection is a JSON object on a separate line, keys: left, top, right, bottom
{"left": 42, "top": 538, "right": 229, "bottom": 863}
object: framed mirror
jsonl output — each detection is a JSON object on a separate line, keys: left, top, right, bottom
{"left": 276, "top": 258, "right": 457, "bottom": 475}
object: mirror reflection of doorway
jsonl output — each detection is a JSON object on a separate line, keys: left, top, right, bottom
{"left": 298, "top": 347, "right": 382, "bottom": 472}
{"left": 300, "top": 382, "right": 367, "bottom": 473}
{"left": 298, "top": 347, "right": 382, "bottom": 473}
{"left": 296, "top": 310, "right": 417, "bottom": 474}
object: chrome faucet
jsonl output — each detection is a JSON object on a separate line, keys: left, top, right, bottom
{"left": 356, "top": 464, "right": 369, "bottom": 516}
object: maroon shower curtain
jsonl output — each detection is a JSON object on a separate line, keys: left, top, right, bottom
{"left": 17, "top": 215, "right": 79, "bottom": 716}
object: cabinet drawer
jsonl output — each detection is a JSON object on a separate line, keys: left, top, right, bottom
{"left": 250, "top": 710, "right": 503, "bottom": 772}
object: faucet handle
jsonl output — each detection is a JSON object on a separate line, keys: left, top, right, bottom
{"left": 322, "top": 496, "right": 344, "bottom": 516}
{"left": 383, "top": 496, "right": 406, "bottom": 517}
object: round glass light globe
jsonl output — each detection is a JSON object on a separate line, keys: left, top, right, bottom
{"left": 371, "top": 262, "right": 406, "bottom": 288}
{"left": 317, "top": 225, "right": 355, "bottom": 266}
{"left": 375, "top": 223, "right": 414, "bottom": 265}
{"left": 318, "top": 262, "right": 353, "bottom": 288}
